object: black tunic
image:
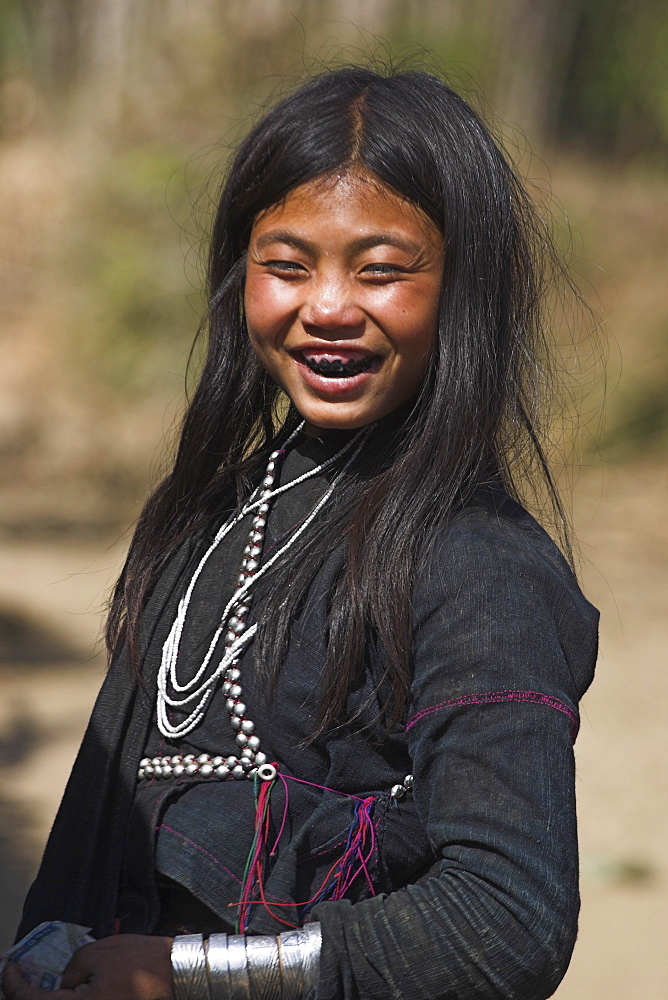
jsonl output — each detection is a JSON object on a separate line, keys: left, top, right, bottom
{"left": 18, "top": 433, "right": 598, "bottom": 999}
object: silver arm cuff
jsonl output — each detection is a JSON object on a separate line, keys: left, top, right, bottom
{"left": 171, "top": 934, "right": 211, "bottom": 1000}
{"left": 277, "top": 924, "right": 322, "bottom": 1000}
{"left": 246, "top": 934, "right": 282, "bottom": 1000}
{"left": 204, "top": 934, "right": 230, "bottom": 998}
{"left": 205, "top": 923, "right": 321, "bottom": 1000}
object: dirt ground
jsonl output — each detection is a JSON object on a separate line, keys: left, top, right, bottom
{"left": 0, "top": 456, "right": 666, "bottom": 997}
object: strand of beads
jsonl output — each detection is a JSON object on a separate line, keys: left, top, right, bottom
{"left": 155, "top": 425, "right": 372, "bottom": 743}
{"left": 147, "top": 424, "right": 373, "bottom": 782}
{"left": 213, "top": 447, "right": 281, "bottom": 780}
{"left": 214, "top": 430, "right": 374, "bottom": 778}
{"left": 138, "top": 752, "right": 267, "bottom": 782}
{"left": 139, "top": 752, "right": 413, "bottom": 801}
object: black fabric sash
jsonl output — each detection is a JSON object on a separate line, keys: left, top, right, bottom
{"left": 16, "top": 542, "right": 196, "bottom": 940}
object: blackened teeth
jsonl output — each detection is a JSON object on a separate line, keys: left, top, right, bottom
{"left": 304, "top": 356, "right": 375, "bottom": 377}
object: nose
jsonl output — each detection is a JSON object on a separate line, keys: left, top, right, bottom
{"left": 299, "top": 274, "right": 365, "bottom": 334}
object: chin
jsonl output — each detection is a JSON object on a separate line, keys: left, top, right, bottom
{"left": 300, "top": 408, "right": 377, "bottom": 434}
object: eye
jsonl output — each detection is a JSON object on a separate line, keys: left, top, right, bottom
{"left": 262, "top": 259, "right": 307, "bottom": 275}
{"left": 360, "top": 263, "right": 406, "bottom": 279}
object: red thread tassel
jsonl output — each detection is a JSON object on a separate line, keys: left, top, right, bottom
{"left": 235, "top": 775, "right": 378, "bottom": 932}
{"left": 331, "top": 796, "right": 377, "bottom": 900}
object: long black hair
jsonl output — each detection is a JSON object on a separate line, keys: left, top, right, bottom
{"left": 107, "top": 64, "right": 572, "bottom": 735}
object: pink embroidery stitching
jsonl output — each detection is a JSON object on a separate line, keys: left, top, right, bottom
{"left": 405, "top": 689, "right": 579, "bottom": 741}
{"left": 159, "top": 823, "right": 242, "bottom": 884}
{"left": 301, "top": 837, "right": 348, "bottom": 861}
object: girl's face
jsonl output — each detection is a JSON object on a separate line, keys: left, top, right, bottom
{"left": 244, "top": 171, "right": 443, "bottom": 434}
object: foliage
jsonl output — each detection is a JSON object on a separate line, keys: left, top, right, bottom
{"left": 59, "top": 145, "right": 207, "bottom": 394}
{"left": 0, "top": 0, "right": 666, "bottom": 532}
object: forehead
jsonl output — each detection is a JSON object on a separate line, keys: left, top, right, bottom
{"left": 250, "top": 170, "right": 442, "bottom": 249}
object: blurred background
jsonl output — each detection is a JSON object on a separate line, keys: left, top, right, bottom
{"left": 0, "top": 2, "right": 666, "bottom": 996}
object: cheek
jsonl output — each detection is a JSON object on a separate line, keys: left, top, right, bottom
{"left": 244, "top": 283, "right": 287, "bottom": 385}
{"left": 244, "top": 273, "right": 298, "bottom": 343}
{"left": 243, "top": 275, "right": 266, "bottom": 340}
{"left": 390, "top": 292, "right": 439, "bottom": 365}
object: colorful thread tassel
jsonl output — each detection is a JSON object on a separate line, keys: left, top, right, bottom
{"left": 234, "top": 768, "right": 378, "bottom": 932}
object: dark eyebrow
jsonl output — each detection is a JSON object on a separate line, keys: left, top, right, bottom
{"left": 253, "top": 230, "right": 426, "bottom": 257}
{"left": 347, "top": 234, "right": 425, "bottom": 256}
{"left": 253, "top": 231, "right": 315, "bottom": 253}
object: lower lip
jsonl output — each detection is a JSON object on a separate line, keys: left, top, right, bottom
{"left": 292, "top": 356, "right": 379, "bottom": 396}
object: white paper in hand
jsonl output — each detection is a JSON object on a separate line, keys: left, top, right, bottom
{"left": 0, "top": 921, "right": 95, "bottom": 994}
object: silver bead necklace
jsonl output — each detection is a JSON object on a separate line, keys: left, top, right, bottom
{"left": 144, "top": 423, "right": 372, "bottom": 784}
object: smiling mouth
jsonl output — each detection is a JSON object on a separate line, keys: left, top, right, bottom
{"left": 300, "top": 354, "right": 376, "bottom": 378}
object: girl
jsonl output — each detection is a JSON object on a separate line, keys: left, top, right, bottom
{"left": 4, "top": 65, "right": 598, "bottom": 1000}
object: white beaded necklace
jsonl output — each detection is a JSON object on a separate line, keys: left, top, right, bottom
{"left": 144, "top": 422, "right": 372, "bottom": 784}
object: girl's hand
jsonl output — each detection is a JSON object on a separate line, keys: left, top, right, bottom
{"left": 2, "top": 935, "right": 175, "bottom": 1000}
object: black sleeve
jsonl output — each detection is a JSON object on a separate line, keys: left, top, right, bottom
{"left": 313, "top": 511, "right": 598, "bottom": 1000}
